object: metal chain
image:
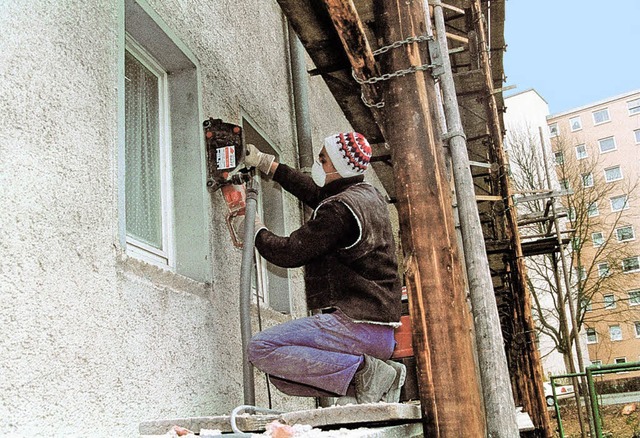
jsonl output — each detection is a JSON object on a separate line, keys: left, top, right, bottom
{"left": 360, "top": 91, "right": 385, "bottom": 109}
{"left": 373, "top": 34, "right": 433, "bottom": 56}
{"left": 354, "top": 34, "right": 434, "bottom": 108}
{"left": 352, "top": 63, "right": 434, "bottom": 85}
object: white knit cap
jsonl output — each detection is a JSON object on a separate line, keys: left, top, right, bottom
{"left": 323, "top": 132, "right": 372, "bottom": 178}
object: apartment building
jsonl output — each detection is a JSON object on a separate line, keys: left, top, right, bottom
{"left": 547, "top": 90, "right": 640, "bottom": 379}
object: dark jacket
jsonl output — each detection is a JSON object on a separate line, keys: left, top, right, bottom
{"left": 255, "top": 164, "right": 401, "bottom": 323}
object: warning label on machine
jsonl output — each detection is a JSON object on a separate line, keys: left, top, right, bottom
{"left": 216, "top": 146, "right": 236, "bottom": 170}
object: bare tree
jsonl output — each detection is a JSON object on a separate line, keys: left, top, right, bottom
{"left": 506, "top": 126, "right": 640, "bottom": 371}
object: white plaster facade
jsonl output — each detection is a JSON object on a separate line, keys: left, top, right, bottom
{"left": 0, "top": 1, "right": 391, "bottom": 436}
{"left": 504, "top": 89, "right": 577, "bottom": 377}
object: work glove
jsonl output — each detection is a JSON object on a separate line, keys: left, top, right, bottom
{"left": 245, "top": 144, "right": 275, "bottom": 175}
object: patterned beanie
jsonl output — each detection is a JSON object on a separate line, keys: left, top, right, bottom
{"left": 323, "top": 132, "right": 372, "bottom": 178}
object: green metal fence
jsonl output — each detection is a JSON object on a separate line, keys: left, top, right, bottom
{"left": 549, "top": 361, "right": 640, "bottom": 438}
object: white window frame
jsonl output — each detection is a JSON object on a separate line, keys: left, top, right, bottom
{"left": 622, "top": 256, "right": 640, "bottom": 273}
{"left": 591, "top": 359, "right": 602, "bottom": 366}
{"left": 610, "top": 195, "right": 629, "bottom": 212}
{"left": 575, "top": 144, "right": 588, "bottom": 159}
{"left": 586, "top": 328, "right": 598, "bottom": 344}
{"left": 598, "top": 136, "right": 617, "bottom": 153}
{"left": 592, "top": 231, "right": 604, "bottom": 247}
{"left": 592, "top": 108, "right": 610, "bottom": 125}
{"left": 629, "top": 290, "right": 640, "bottom": 306}
{"left": 124, "top": 36, "right": 175, "bottom": 268}
{"left": 609, "top": 325, "right": 622, "bottom": 341}
{"left": 635, "top": 129, "right": 640, "bottom": 144}
{"left": 604, "top": 294, "right": 616, "bottom": 309}
{"left": 604, "top": 165, "right": 623, "bottom": 182}
{"left": 554, "top": 151, "right": 564, "bottom": 165}
{"left": 616, "top": 225, "right": 635, "bottom": 242}
{"left": 635, "top": 321, "right": 640, "bottom": 338}
{"left": 549, "top": 123, "right": 558, "bottom": 137}
{"left": 569, "top": 116, "right": 582, "bottom": 131}
{"left": 582, "top": 172, "right": 594, "bottom": 188}
{"left": 614, "top": 357, "right": 627, "bottom": 364}
{"left": 628, "top": 97, "right": 640, "bottom": 115}
{"left": 597, "top": 262, "right": 610, "bottom": 278}
{"left": 587, "top": 201, "right": 599, "bottom": 217}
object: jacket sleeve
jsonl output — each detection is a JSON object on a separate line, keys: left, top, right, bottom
{"left": 271, "top": 163, "right": 322, "bottom": 209}
{"left": 254, "top": 200, "right": 358, "bottom": 268}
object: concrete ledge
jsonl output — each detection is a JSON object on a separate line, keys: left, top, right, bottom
{"left": 139, "top": 414, "right": 280, "bottom": 435}
{"left": 139, "top": 403, "right": 421, "bottom": 436}
{"left": 282, "top": 403, "right": 421, "bottom": 428}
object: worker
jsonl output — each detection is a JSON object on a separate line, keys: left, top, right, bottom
{"left": 243, "top": 132, "right": 405, "bottom": 404}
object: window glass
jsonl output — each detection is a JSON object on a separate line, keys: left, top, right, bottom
{"left": 575, "top": 144, "right": 588, "bottom": 159}
{"left": 598, "top": 136, "right": 616, "bottom": 153}
{"left": 614, "top": 356, "right": 626, "bottom": 363}
{"left": 549, "top": 123, "right": 558, "bottom": 137}
{"left": 629, "top": 290, "right": 640, "bottom": 306}
{"left": 592, "top": 231, "right": 604, "bottom": 247}
{"left": 604, "top": 166, "right": 622, "bottom": 182}
{"left": 628, "top": 98, "right": 640, "bottom": 115}
{"left": 609, "top": 325, "right": 622, "bottom": 341}
{"left": 604, "top": 294, "right": 616, "bottom": 309}
{"left": 569, "top": 116, "right": 582, "bottom": 131}
{"left": 586, "top": 328, "right": 597, "bottom": 344}
{"left": 622, "top": 256, "right": 640, "bottom": 272}
{"left": 124, "top": 44, "right": 174, "bottom": 266}
{"left": 616, "top": 225, "right": 634, "bottom": 241}
{"left": 554, "top": 151, "right": 564, "bottom": 165}
{"left": 593, "top": 108, "right": 610, "bottom": 124}
{"left": 587, "top": 201, "right": 599, "bottom": 217}
{"left": 635, "top": 129, "right": 640, "bottom": 144}
{"left": 243, "top": 119, "right": 291, "bottom": 313}
{"left": 635, "top": 322, "right": 640, "bottom": 337}
{"left": 610, "top": 195, "right": 628, "bottom": 212}
{"left": 598, "top": 262, "right": 610, "bottom": 278}
{"left": 582, "top": 173, "right": 594, "bottom": 188}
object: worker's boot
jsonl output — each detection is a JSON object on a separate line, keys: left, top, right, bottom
{"left": 354, "top": 355, "right": 396, "bottom": 404}
{"left": 383, "top": 360, "right": 407, "bottom": 403}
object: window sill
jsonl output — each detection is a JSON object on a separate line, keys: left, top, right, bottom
{"left": 118, "top": 252, "right": 211, "bottom": 301}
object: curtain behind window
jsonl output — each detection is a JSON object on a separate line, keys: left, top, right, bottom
{"left": 124, "top": 50, "right": 162, "bottom": 249}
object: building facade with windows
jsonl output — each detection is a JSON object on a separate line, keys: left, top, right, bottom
{"left": 547, "top": 90, "right": 640, "bottom": 379}
{"left": 1, "top": 0, "right": 396, "bottom": 435}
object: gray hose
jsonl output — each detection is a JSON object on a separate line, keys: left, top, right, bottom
{"left": 240, "top": 178, "right": 259, "bottom": 406}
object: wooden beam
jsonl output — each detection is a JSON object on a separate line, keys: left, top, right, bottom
{"left": 374, "top": 0, "right": 486, "bottom": 436}
{"left": 321, "top": 0, "right": 377, "bottom": 78}
{"left": 470, "top": 1, "right": 552, "bottom": 435}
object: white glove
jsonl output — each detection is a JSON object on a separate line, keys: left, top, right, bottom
{"left": 245, "top": 144, "right": 275, "bottom": 175}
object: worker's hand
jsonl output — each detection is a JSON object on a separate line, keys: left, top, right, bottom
{"left": 245, "top": 144, "right": 275, "bottom": 175}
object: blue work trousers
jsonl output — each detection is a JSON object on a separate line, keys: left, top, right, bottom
{"left": 247, "top": 309, "right": 395, "bottom": 397}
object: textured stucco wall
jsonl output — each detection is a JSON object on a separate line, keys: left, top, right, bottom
{"left": 0, "top": 0, "right": 374, "bottom": 436}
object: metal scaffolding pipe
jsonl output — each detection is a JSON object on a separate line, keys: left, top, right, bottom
{"left": 287, "top": 22, "right": 314, "bottom": 175}
{"left": 429, "top": 2, "right": 519, "bottom": 436}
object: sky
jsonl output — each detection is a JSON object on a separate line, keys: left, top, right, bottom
{"left": 503, "top": 1, "right": 640, "bottom": 115}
